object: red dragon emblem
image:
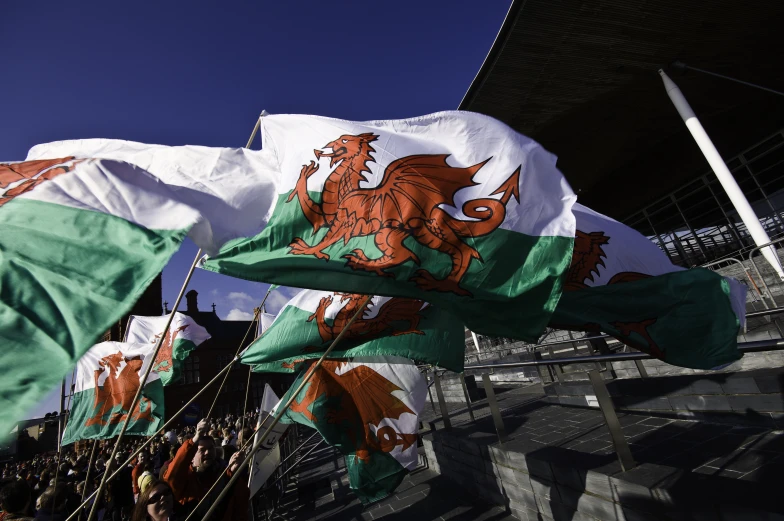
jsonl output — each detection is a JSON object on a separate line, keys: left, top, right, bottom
{"left": 0, "top": 157, "right": 81, "bottom": 207}
{"left": 85, "top": 352, "right": 156, "bottom": 427}
{"left": 559, "top": 231, "right": 663, "bottom": 357}
{"left": 302, "top": 293, "right": 425, "bottom": 353}
{"left": 289, "top": 361, "right": 418, "bottom": 462}
{"left": 150, "top": 324, "right": 189, "bottom": 374}
{"left": 564, "top": 230, "right": 650, "bottom": 291}
{"left": 285, "top": 133, "right": 521, "bottom": 296}
{"left": 611, "top": 319, "right": 663, "bottom": 358}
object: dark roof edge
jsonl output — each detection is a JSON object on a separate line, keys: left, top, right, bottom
{"left": 458, "top": 0, "right": 528, "bottom": 110}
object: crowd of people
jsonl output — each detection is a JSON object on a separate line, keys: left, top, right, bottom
{"left": 0, "top": 411, "right": 262, "bottom": 521}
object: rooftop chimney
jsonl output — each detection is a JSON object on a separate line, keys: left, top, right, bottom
{"left": 186, "top": 290, "right": 199, "bottom": 315}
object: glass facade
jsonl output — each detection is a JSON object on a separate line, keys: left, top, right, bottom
{"left": 623, "top": 130, "right": 784, "bottom": 267}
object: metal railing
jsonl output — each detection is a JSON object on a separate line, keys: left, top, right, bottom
{"left": 250, "top": 424, "right": 300, "bottom": 521}
{"left": 426, "top": 305, "right": 784, "bottom": 474}
{"left": 466, "top": 250, "right": 784, "bottom": 367}
{"left": 247, "top": 298, "right": 784, "bottom": 506}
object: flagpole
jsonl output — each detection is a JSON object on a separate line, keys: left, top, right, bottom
{"left": 199, "top": 295, "right": 373, "bottom": 521}
{"left": 80, "top": 440, "right": 98, "bottom": 505}
{"left": 86, "top": 250, "right": 202, "bottom": 521}
{"left": 659, "top": 69, "right": 784, "bottom": 280}
{"left": 206, "top": 282, "right": 276, "bottom": 419}
{"left": 58, "top": 378, "right": 66, "bottom": 452}
{"left": 245, "top": 111, "right": 265, "bottom": 149}
{"left": 206, "top": 308, "right": 260, "bottom": 418}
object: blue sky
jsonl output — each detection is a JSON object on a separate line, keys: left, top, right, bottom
{"left": 2, "top": 0, "right": 511, "bottom": 418}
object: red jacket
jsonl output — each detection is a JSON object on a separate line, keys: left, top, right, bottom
{"left": 163, "top": 439, "right": 249, "bottom": 521}
{"left": 131, "top": 463, "right": 144, "bottom": 495}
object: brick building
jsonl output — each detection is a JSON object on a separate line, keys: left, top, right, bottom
{"left": 159, "top": 289, "right": 291, "bottom": 425}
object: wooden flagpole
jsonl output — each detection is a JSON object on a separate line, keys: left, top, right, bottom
{"left": 206, "top": 284, "right": 274, "bottom": 418}
{"left": 206, "top": 308, "right": 259, "bottom": 418}
{"left": 80, "top": 440, "right": 99, "bottom": 505}
{"left": 198, "top": 295, "right": 373, "bottom": 521}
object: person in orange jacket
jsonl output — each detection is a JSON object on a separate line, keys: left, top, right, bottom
{"left": 162, "top": 419, "right": 249, "bottom": 521}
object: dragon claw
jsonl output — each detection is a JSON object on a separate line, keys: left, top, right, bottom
{"left": 343, "top": 252, "right": 394, "bottom": 277}
{"left": 288, "top": 238, "right": 331, "bottom": 260}
{"left": 345, "top": 249, "right": 370, "bottom": 261}
{"left": 299, "top": 161, "right": 320, "bottom": 180}
{"left": 410, "top": 270, "right": 472, "bottom": 296}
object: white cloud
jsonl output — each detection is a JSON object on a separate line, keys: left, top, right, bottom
{"left": 213, "top": 287, "right": 304, "bottom": 320}
{"left": 264, "top": 287, "right": 304, "bottom": 315}
{"left": 212, "top": 290, "right": 261, "bottom": 320}
{"left": 225, "top": 308, "right": 255, "bottom": 321}
{"left": 227, "top": 292, "right": 255, "bottom": 307}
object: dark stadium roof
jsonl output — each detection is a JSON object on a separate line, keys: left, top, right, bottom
{"left": 459, "top": 0, "right": 784, "bottom": 219}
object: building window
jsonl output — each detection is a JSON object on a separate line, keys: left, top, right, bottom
{"left": 216, "top": 354, "right": 240, "bottom": 372}
{"left": 252, "top": 381, "right": 264, "bottom": 407}
{"left": 184, "top": 355, "right": 200, "bottom": 384}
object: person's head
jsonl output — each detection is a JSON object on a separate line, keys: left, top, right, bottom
{"left": 168, "top": 446, "right": 178, "bottom": 460}
{"left": 115, "top": 451, "right": 126, "bottom": 465}
{"left": 237, "top": 427, "right": 253, "bottom": 447}
{"left": 38, "top": 483, "right": 69, "bottom": 513}
{"left": 0, "top": 478, "right": 31, "bottom": 516}
{"left": 191, "top": 437, "right": 216, "bottom": 473}
{"left": 137, "top": 451, "right": 149, "bottom": 464}
{"left": 131, "top": 480, "right": 173, "bottom": 521}
{"left": 138, "top": 471, "right": 155, "bottom": 496}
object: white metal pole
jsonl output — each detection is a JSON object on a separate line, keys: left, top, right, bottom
{"left": 471, "top": 331, "right": 481, "bottom": 354}
{"left": 659, "top": 70, "right": 784, "bottom": 280}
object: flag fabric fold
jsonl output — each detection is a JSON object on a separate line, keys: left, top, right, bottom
{"left": 279, "top": 356, "right": 426, "bottom": 504}
{"left": 124, "top": 313, "right": 211, "bottom": 385}
{"left": 202, "top": 111, "right": 576, "bottom": 341}
{"left": 248, "top": 385, "right": 287, "bottom": 499}
{"left": 0, "top": 158, "right": 198, "bottom": 436}
{"left": 243, "top": 290, "right": 466, "bottom": 373}
{"left": 61, "top": 341, "right": 164, "bottom": 445}
{"left": 26, "top": 139, "right": 280, "bottom": 255}
{"left": 258, "top": 312, "right": 277, "bottom": 338}
{"left": 551, "top": 203, "right": 746, "bottom": 369}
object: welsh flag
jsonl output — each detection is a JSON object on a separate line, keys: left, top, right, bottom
{"left": 279, "top": 356, "right": 426, "bottom": 504}
{"left": 61, "top": 341, "right": 164, "bottom": 445}
{"left": 0, "top": 158, "right": 199, "bottom": 436}
{"left": 6, "top": 111, "right": 574, "bottom": 435}
{"left": 203, "top": 111, "right": 577, "bottom": 342}
{"left": 2, "top": 141, "right": 278, "bottom": 436}
{"left": 242, "top": 290, "right": 466, "bottom": 373}
{"left": 550, "top": 203, "right": 747, "bottom": 369}
{"left": 124, "top": 313, "right": 211, "bottom": 385}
